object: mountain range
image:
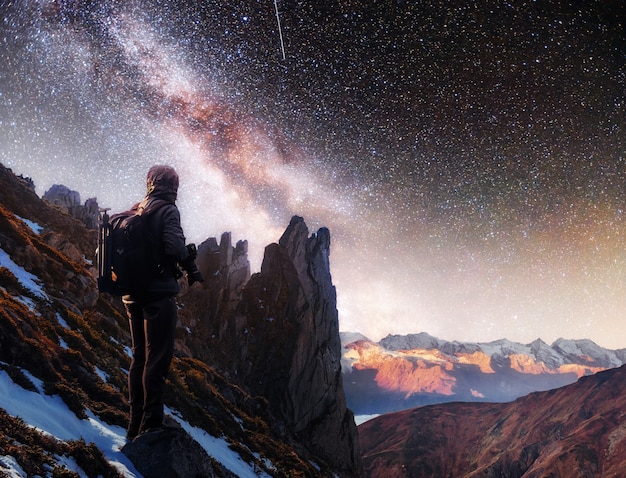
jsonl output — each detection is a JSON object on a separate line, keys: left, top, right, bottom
{"left": 341, "top": 331, "right": 626, "bottom": 416}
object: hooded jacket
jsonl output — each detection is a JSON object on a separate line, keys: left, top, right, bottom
{"left": 123, "top": 166, "right": 192, "bottom": 303}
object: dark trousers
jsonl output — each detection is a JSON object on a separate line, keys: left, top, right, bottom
{"left": 125, "top": 296, "right": 177, "bottom": 436}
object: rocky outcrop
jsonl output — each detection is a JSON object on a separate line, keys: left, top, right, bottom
{"left": 81, "top": 197, "right": 100, "bottom": 230}
{"left": 232, "top": 216, "right": 361, "bottom": 476}
{"left": 43, "top": 184, "right": 81, "bottom": 211}
{"left": 42, "top": 184, "right": 99, "bottom": 229}
{"left": 174, "top": 216, "right": 360, "bottom": 475}
{"left": 196, "top": 232, "right": 250, "bottom": 324}
{"left": 175, "top": 232, "right": 252, "bottom": 359}
{"left": 122, "top": 427, "right": 217, "bottom": 478}
{"left": 121, "top": 422, "right": 240, "bottom": 478}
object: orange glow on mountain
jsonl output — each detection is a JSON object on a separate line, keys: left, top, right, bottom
{"left": 508, "top": 354, "right": 605, "bottom": 377}
{"left": 373, "top": 358, "right": 456, "bottom": 396}
{"left": 345, "top": 339, "right": 615, "bottom": 398}
{"left": 348, "top": 341, "right": 457, "bottom": 395}
{"left": 508, "top": 354, "right": 552, "bottom": 374}
{"left": 557, "top": 363, "right": 605, "bottom": 378}
{"left": 455, "top": 352, "right": 494, "bottom": 373}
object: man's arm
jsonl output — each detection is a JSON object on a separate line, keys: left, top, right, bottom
{"left": 161, "top": 205, "right": 203, "bottom": 284}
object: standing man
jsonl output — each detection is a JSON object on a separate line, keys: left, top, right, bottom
{"left": 124, "top": 165, "right": 203, "bottom": 440}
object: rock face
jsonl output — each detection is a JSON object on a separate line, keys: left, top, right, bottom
{"left": 174, "top": 215, "right": 361, "bottom": 475}
{"left": 43, "top": 184, "right": 81, "bottom": 211}
{"left": 233, "top": 216, "right": 361, "bottom": 475}
{"left": 196, "top": 232, "right": 250, "bottom": 322}
{"left": 176, "top": 232, "right": 252, "bottom": 359}
{"left": 42, "top": 184, "right": 99, "bottom": 229}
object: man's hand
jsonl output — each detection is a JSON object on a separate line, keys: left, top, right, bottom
{"left": 187, "top": 269, "right": 204, "bottom": 286}
{"left": 186, "top": 243, "right": 197, "bottom": 259}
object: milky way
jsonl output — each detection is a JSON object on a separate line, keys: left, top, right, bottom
{"left": 1, "top": 1, "right": 625, "bottom": 347}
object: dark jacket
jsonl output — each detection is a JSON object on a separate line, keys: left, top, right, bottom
{"left": 122, "top": 171, "right": 192, "bottom": 304}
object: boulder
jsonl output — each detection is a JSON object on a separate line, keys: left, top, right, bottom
{"left": 121, "top": 427, "right": 221, "bottom": 478}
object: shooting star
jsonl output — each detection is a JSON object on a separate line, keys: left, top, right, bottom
{"left": 274, "top": 0, "right": 286, "bottom": 60}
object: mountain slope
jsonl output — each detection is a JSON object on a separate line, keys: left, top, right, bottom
{"left": 342, "top": 332, "right": 626, "bottom": 415}
{"left": 359, "top": 364, "right": 626, "bottom": 477}
{"left": 0, "top": 163, "right": 359, "bottom": 477}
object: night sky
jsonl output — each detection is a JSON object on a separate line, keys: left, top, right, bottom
{"left": 1, "top": 1, "right": 625, "bottom": 347}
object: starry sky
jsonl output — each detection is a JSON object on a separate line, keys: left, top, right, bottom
{"left": 1, "top": 1, "right": 625, "bottom": 348}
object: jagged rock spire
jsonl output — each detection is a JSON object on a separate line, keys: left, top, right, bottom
{"left": 173, "top": 215, "right": 361, "bottom": 475}
{"left": 235, "top": 216, "right": 361, "bottom": 476}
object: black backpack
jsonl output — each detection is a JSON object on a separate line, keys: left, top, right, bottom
{"left": 97, "top": 200, "right": 167, "bottom": 296}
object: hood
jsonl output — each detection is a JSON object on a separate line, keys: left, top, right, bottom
{"left": 146, "top": 165, "right": 179, "bottom": 202}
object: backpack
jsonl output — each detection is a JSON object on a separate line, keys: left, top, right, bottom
{"left": 97, "top": 200, "right": 167, "bottom": 296}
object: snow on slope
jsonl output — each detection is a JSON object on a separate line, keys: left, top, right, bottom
{"left": 0, "top": 367, "right": 272, "bottom": 477}
{"left": 0, "top": 244, "right": 272, "bottom": 477}
{"left": 0, "top": 367, "right": 139, "bottom": 476}
{"left": 0, "top": 247, "right": 47, "bottom": 299}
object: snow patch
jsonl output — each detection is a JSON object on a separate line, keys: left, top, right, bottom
{"left": 53, "top": 455, "right": 89, "bottom": 478}
{"left": 95, "top": 367, "right": 109, "bottom": 383}
{"left": 0, "top": 455, "right": 26, "bottom": 478}
{"left": 16, "top": 215, "right": 44, "bottom": 234}
{"left": 56, "top": 313, "right": 70, "bottom": 329}
{"left": 354, "top": 414, "right": 379, "bottom": 426}
{"left": 166, "top": 407, "right": 273, "bottom": 478}
{"left": 0, "top": 247, "right": 47, "bottom": 299}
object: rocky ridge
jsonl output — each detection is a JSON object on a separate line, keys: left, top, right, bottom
{"left": 178, "top": 216, "right": 360, "bottom": 474}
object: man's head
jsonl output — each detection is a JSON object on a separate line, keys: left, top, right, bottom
{"left": 146, "top": 165, "right": 179, "bottom": 198}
